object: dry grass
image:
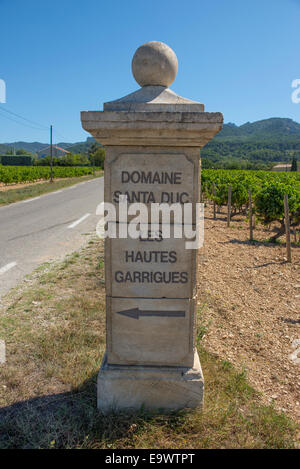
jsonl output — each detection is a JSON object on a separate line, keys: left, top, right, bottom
{"left": 0, "top": 239, "right": 297, "bottom": 449}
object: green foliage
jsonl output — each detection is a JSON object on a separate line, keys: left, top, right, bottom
{"left": 0, "top": 165, "right": 93, "bottom": 184}
{"left": 90, "top": 148, "right": 105, "bottom": 168}
{"left": 201, "top": 118, "right": 300, "bottom": 169}
{"left": 202, "top": 169, "right": 300, "bottom": 228}
{"left": 196, "top": 308, "right": 210, "bottom": 344}
{"left": 16, "top": 148, "right": 30, "bottom": 155}
{"left": 88, "top": 145, "right": 105, "bottom": 169}
{"left": 1, "top": 118, "right": 299, "bottom": 171}
{"left": 36, "top": 153, "right": 90, "bottom": 167}
{"left": 291, "top": 156, "right": 298, "bottom": 172}
{"left": 34, "top": 147, "right": 105, "bottom": 169}
{"left": 255, "top": 181, "right": 300, "bottom": 225}
{"left": 0, "top": 155, "right": 33, "bottom": 166}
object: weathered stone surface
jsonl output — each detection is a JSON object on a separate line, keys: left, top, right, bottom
{"left": 98, "top": 350, "right": 204, "bottom": 413}
{"left": 106, "top": 297, "right": 196, "bottom": 366}
{"left": 108, "top": 153, "right": 193, "bottom": 203}
{"left": 81, "top": 110, "right": 223, "bottom": 147}
{"left": 105, "top": 228, "right": 197, "bottom": 298}
{"left": 132, "top": 41, "right": 178, "bottom": 88}
{"left": 81, "top": 40, "right": 223, "bottom": 412}
{"left": 104, "top": 86, "right": 204, "bottom": 112}
{"left": 104, "top": 147, "right": 201, "bottom": 224}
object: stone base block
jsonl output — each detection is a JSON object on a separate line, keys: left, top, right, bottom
{"left": 97, "top": 350, "right": 204, "bottom": 413}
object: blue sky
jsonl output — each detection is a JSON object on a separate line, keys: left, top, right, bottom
{"left": 0, "top": 0, "right": 299, "bottom": 143}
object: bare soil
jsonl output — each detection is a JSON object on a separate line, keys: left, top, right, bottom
{"left": 198, "top": 204, "right": 300, "bottom": 422}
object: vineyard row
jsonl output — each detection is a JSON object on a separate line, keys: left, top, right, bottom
{"left": 0, "top": 165, "right": 93, "bottom": 184}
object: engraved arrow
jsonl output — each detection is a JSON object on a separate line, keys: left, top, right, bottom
{"left": 116, "top": 308, "right": 185, "bottom": 320}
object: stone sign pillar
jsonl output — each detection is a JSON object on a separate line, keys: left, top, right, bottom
{"left": 81, "top": 41, "right": 223, "bottom": 412}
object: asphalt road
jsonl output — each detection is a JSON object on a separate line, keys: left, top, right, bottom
{"left": 0, "top": 177, "right": 104, "bottom": 298}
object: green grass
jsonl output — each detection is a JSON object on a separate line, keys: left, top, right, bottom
{"left": 196, "top": 306, "right": 211, "bottom": 344}
{"left": 0, "top": 171, "right": 103, "bottom": 206}
{"left": 0, "top": 239, "right": 298, "bottom": 449}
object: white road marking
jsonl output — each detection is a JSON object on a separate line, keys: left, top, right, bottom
{"left": 21, "top": 196, "right": 42, "bottom": 204}
{"left": 68, "top": 213, "right": 91, "bottom": 229}
{"left": 0, "top": 262, "right": 17, "bottom": 275}
{"left": 96, "top": 201, "right": 105, "bottom": 216}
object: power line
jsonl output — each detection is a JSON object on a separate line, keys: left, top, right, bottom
{"left": 0, "top": 105, "right": 82, "bottom": 149}
{"left": 52, "top": 128, "right": 67, "bottom": 141}
{"left": 0, "top": 108, "right": 49, "bottom": 132}
{"left": 0, "top": 104, "right": 49, "bottom": 131}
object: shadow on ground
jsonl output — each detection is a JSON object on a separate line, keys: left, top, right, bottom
{"left": 223, "top": 238, "right": 300, "bottom": 250}
{"left": 279, "top": 317, "right": 300, "bottom": 325}
{"left": 0, "top": 374, "right": 185, "bottom": 449}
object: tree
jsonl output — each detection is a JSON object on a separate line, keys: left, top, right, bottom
{"left": 35, "top": 153, "right": 90, "bottom": 167}
{"left": 291, "top": 156, "right": 298, "bottom": 172}
{"left": 16, "top": 148, "right": 29, "bottom": 155}
{"left": 255, "top": 181, "right": 300, "bottom": 241}
{"left": 89, "top": 147, "right": 105, "bottom": 169}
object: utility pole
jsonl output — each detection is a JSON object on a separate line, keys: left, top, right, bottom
{"left": 50, "top": 125, "right": 53, "bottom": 183}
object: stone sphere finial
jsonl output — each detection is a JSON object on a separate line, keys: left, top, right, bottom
{"left": 131, "top": 41, "right": 178, "bottom": 88}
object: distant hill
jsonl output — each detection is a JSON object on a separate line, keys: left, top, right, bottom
{"left": 215, "top": 118, "right": 300, "bottom": 141}
{"left": 0, "top": 137, "right": 97, "bottom": 156}
{"left": 1, "top": 119, "right": 300, "bottom": 170}
{"left": 201, "top": 118, "right": 300, "bottom": 169}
